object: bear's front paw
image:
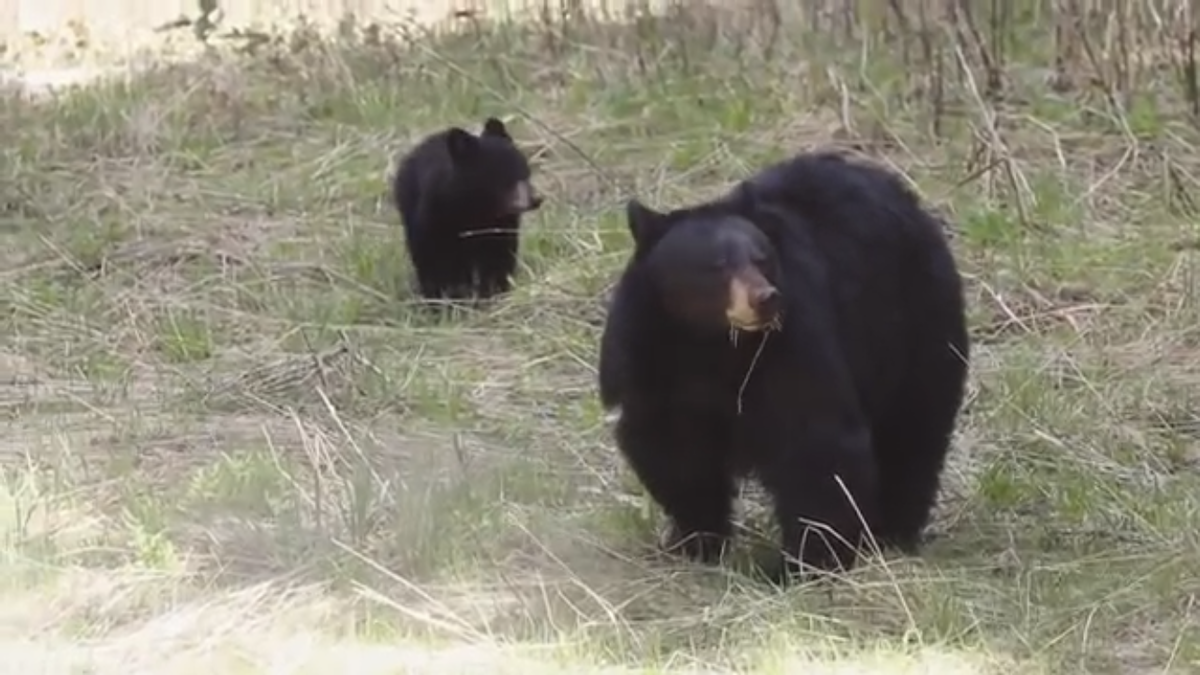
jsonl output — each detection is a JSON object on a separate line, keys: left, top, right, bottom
{"left": 753, "top": 552, "right": 832, "bottom": 588}
{"left": 660, "top": 524, "right": 728, "bottom": 565}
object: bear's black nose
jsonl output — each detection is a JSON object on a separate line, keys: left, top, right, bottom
{"left": 752, "top": 286, "right": 781, "bottom": 318}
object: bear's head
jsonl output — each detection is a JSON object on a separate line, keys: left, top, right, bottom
{"left": 625, "top": 195, "right": 783, "bottom": 334}
{"left": 445, "top": 117, "right": 543, "bottom": 218}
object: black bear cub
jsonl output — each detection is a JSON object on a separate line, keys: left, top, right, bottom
{"left": 598, "top": 151, "right": 970, "bottom": 584}
{"left": 392, "top": 117, "right": 543, "bottom": 301}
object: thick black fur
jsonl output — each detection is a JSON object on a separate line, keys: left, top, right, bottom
{"left": 391, "top": 117, "right": 541, "bottom": 301}
{"left": 598, "top": 151, "right": 970, "bottom": 584}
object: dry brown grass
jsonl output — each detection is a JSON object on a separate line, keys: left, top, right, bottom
{"left": 3, "top": 0, "right": 1200, "bottom": 672}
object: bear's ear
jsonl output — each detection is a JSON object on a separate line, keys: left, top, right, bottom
{"left": 481, "top": 117, "right": 512, "bottom": 140}
{"left": 446, "top": 127, "right": 479, "bottom": 163}
{"left": 626, "top": 199, "right": 670, "bottom": 247}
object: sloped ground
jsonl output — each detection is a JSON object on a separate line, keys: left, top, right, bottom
{"left": 3, "top": 4, "right": 1200, "bottom": 673}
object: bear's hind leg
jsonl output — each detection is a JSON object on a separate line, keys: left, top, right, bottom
{"left": 871, "top": 329, "right": 968, "bottom": 553}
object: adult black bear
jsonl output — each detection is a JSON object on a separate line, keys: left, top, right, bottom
{"left": 598, "top": 151, "right": 969, "bottom": 584}
{"left": 391, "top": 117, "right": 543, "bottom": 301}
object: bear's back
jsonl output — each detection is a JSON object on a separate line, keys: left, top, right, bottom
{"left": 736, "top": 151, "right": 963, "bottom": 419}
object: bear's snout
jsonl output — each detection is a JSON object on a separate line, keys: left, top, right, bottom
{"left": 750, "top": 285, "right": 781, "bottom": 320}
{"left": 726, "top": 272, "right": 782, "bottom": 331}
{"left": 507, "top": 180, "right": 543, "bottom": 213}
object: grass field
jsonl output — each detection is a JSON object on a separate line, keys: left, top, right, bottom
{"left": 4, "top": 2, "right": 1200, "bottom": 673}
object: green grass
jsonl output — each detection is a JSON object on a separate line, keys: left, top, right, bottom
{"left": 4, "top": 2, "right": 1200, "bottom": 672}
